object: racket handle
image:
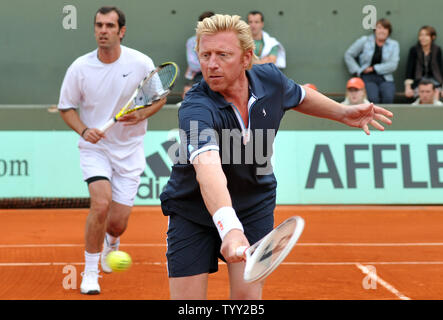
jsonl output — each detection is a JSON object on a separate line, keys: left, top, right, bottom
{"left": 236, "top": 246, "right": 248, "bottom": 258}
{"left": 100, "top": 118, "right": 116, "bottom": 132}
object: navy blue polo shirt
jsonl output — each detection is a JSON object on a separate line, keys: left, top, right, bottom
{"left": 160, "top": 63, "right": 305, "bottom": 226}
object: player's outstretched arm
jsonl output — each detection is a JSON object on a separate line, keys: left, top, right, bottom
{"left": 340, "top": 102, "right": 393, "bottom": 135}
{"left": 295, "top": 87, "right": 393, "bottom": 135}
{"left": 193, "top": 150, "right": 249, "bottom": 263}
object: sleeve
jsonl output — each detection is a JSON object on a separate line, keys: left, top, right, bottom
{"left": 268, "top": 45, "right": 279, "bottom": 57}
{"left": 405, "top": 46, "right": 416, "bottom": 81}
{"left": 144, "top": 55, "right": 156, "bottom": 73}
{"left": 437, "top": 47, "right": 443, "bottom": 83}
{"left": 58, "top": 64, "right": 82, "bottom": 110}
{"left": 344, "top": 36, "right": 366, "bottom": 75}
{"left": 136, "top": 55, "right": 161, "bottom": 103}
{"left": 178, "top": 103, "right": 219, "bottom": 163}
{"left": 278, "top": 66, "right": 305, "bottom": 110}
{"left": 140, "top": 54, "right": 156, "bottom": 76}
{"left": 186, "top": 37, "right": 201, "bottom": 73}
{"left": 373, "top": 40, "right": 400, "bottom": 75}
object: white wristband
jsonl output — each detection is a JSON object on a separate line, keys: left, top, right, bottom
{"left": 212, "top": 207, "right": 244, "bottom": 240}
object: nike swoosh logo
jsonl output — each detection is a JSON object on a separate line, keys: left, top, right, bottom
{"left": 122, "top": 72, "right": 132, "bottom": 77}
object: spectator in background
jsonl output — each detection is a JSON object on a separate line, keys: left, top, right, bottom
{"left": 185, "top": 11, "right": 215, "bottom": 80}
{"left": 247, "top": 10, "right": 286, "bottom": 69}
{"left": 176, "top": 80, "right": 196, "bottom": 107}
{"left": 177, "top": 72, "right": 205, "bottom": 107}
{"left": 404, "top": 26, "right": 443, "bottom": 100}
{"left": 344, "top": 18, "right": 400, "bottom": 104}
{"left": 411, "top": 79, "right": 443, "bottom": 105}
{"left": 342, "top": 77, "right": 370, "bottom": 105}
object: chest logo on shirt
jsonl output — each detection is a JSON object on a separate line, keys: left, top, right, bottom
{"left": 122, "top": 72, "right": 133, "bottom": 78}
{"left": 262, "top": 108, "right": 267, "bottom": 117}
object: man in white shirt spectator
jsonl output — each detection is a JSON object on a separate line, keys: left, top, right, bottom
{"left": 247, "top": 11, "right": 286, "bottom": 69}
{"left": 412, "top": 79, "right": 443, "bottom": 105}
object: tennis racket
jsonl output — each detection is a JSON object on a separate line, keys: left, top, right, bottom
{"left": 235, "top": 216, "right": 305, "bottom": 283}
{"left": 100, "top": 61, "right": 179, "bottom": 132}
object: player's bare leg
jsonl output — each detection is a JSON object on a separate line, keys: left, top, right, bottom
{"left": 85, "top": 180, "right": 112, "bottom": 253}
{"left": 228, "top": 262, "right": 263, "bottom": 299}
{"left": 100, "top": 201, "right": 132, "bottom": 273}
{"left": 81, "top": 179, "right": 112, "bottom": 294}
{"left": 169, "top": 273, "right": 209, "bottom": 299}
{"left": 106, "top": 201, "right": 132, "bottom": 238}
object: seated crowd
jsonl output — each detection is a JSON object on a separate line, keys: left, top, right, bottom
{"left": 183, "top": 12, "right": 443, "bottom": 106}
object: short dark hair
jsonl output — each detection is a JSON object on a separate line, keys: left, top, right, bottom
{"left": 94, "top": 6, "right": 126, "bottom": 30}
{"left": 375, "top": 18, "right": 392, "bottom": 35}
{"left": 199, "top": 11, "right": 214, "bottom": 22}
{"left": 248, "top": 11, "right": 264, "bottom": 22}
{"left": 418, "top": 79, "right": 436, "bottom": 89}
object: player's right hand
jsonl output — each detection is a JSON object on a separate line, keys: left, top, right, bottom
{"left": 82, "top": 128, "right": 105, "bottom": 144}
{"left": 220, "top": 229, "right": 249, "bottom": 263}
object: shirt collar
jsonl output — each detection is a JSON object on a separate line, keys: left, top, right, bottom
{"left": 201, "top": 66, "right": 266, "bottom": 109}
{"left": 246, "top": 67, "right": 266, "bottom": 99}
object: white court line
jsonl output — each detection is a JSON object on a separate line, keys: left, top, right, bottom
{"left": 0, "top": 243, "right": 166, "bottom": 248}
{"left": 2, "top": 261, "right": 443, "bottom": 267}
{"left": 1, "top": 242, "right": 443, "bottom": 248}
{"left": 356, "top": 263, "right": 411, "bottom": 300}
{"left": 298, "top": 243, "right": 443, "bottom": 247}
{"left": 279, "top": 261, "right": 443, "bottom": 266}
{"left": 0, "top": 262, "right": 85, "bottom": 267}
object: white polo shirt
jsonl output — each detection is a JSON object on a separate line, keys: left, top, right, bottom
{"left": 58, "top": 45, "right": 155, "bottom": 159}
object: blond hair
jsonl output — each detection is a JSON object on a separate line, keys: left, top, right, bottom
{"left": 195, "top": 14, "right": 258, "bottom": 69}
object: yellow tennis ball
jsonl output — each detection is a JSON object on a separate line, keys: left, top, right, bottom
{"left": 106, "top": 250, "right": 132, "bottom": 272}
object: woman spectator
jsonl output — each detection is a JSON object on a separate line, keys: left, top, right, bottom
{"left": 404, "top": 26, "right": 443, "bottom": 100}
{"left": 344, "top": 18, "right": 400, "bottom": 104}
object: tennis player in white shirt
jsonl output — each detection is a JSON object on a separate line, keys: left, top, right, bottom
{"left": 58, "top": 6, "right": 166, "bottom": 295}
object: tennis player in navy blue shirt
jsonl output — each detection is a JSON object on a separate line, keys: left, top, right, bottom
{"left": 160, "top": 14, "right": 393, "bottom": 300}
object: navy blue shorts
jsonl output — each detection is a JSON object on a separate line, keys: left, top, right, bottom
{"left": 166, "top": 213, "right": 274, "bottom": 278}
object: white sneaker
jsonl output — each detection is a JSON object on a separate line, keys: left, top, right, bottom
{"left": 80, "top": 270, "right": 101, "bottom": 295}
{"left": 101, "top": 236, "right": 120, "bottom": 273}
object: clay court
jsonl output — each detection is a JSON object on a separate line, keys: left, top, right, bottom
{"left": 1, "top": 205, "right": 442, "bottom": 300}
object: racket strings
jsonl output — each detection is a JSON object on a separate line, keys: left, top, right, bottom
{"left": 107, "top": 62, "right": 179, "bottom": 128}
{"left": 138, "top": 64, "right": 177, "bottom": 106}
{"left": 243, "top": 217, "right": 304, "bottom": 282}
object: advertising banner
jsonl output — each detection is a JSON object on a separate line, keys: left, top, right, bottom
{"left": 1, "top": 131, "right": 442, "bottom": 204}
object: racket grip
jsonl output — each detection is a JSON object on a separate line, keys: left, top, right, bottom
{"left": 236, "top": 246, "right": 248, "bottom": 258}
{"left": 100, "top": 118, "right": 116, "bottom": 132}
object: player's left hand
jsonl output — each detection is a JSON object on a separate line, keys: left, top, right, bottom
{"left": 342, "top": 103, "right": 393, "bottom": 135}
{"left": 119, "top": 97, "right": 167, "bottom": 126}
{"left": 118, "top": 108, "right": 147, "bottom": 126}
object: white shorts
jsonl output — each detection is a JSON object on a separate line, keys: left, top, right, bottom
{"left": 79, "top": 144, "right": 146, "bottom": 206}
